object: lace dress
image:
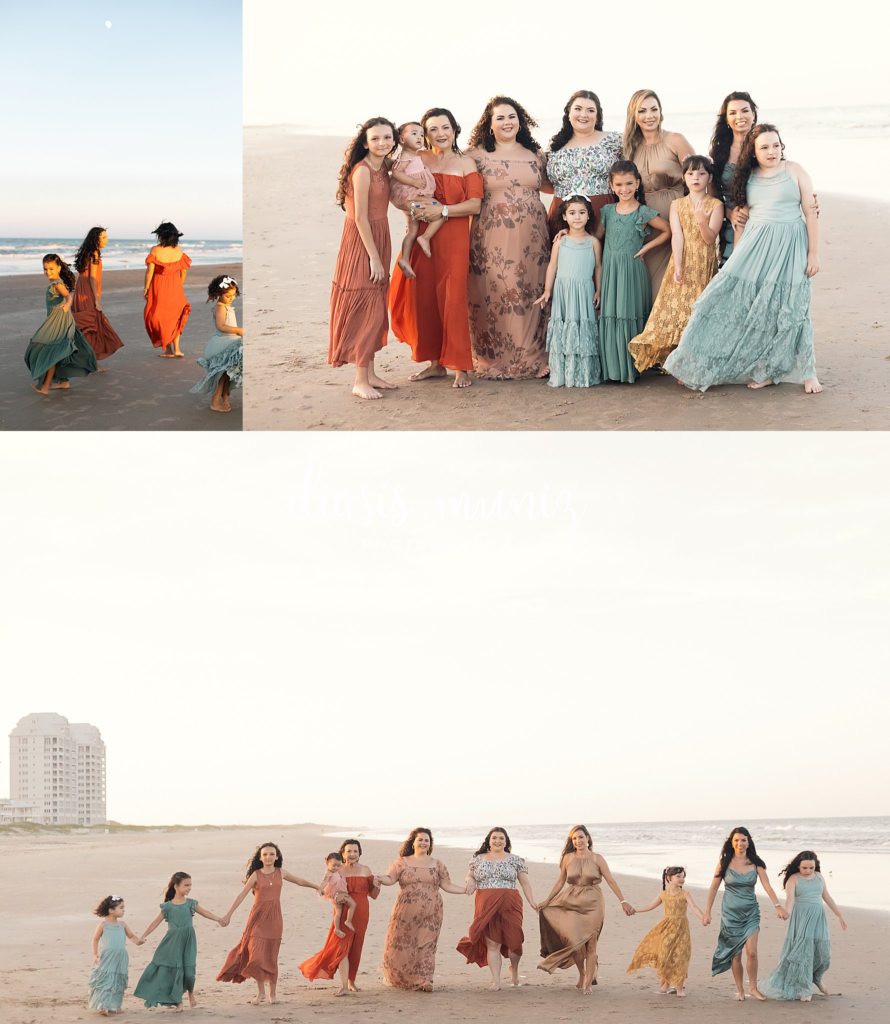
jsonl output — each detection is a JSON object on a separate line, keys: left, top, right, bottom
{"left": 626, "top": 890, "right": 692, "bottom": 987}
{"left": 545, "top": 236, "right": 602, "bottom": 387}
{"left": 760, "top": 875, "right": 831, "bottom": 1000}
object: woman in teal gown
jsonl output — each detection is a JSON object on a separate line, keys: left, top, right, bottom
{"left": 761, "top": 851, "right": 847, "bottom": 1001}
{"left": 665, "top": 124, "right": 822, "bottom": 394}
{"left": 702, "top": 826, "right": 788, "bottom": 1001}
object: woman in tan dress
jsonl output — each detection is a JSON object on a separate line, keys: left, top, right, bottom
{"left": 538, "top": 825, "right": 635, "bottom": 994}
{"left": 466, "top": 96, "right": 551, "bottom": 380}
{"left": 624, "top": 90, "right": 695, "bottom": 295}
{"left": 376, "top": 828, "right": 468, "bottom": 991}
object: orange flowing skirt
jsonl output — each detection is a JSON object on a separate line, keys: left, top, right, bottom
{"left": 216, "top": 900, "right": 282, "bottom": 984}
{"left": 299, "top": 876, "right": 374, "bottom": 983}
{"left": 328, "top": 216, "right": 391, "bottom": 368}
{"left": 144, "top": 275, "right": 190, "bottom": 349}
{"left": 457, "top": 889, "right": 524, "bottom": 968}
{"left": 72, "top": 273, "right": 123, "bottom": 360}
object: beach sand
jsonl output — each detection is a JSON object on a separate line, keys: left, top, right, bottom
{"left": 0, "top": 264, "right": 242, "bottom": 431}
{"left": 244, "top": 129, "right": 890, "bottom": 431}
{"left": 1, "top": 823, "right": 883, "bottom": 1023}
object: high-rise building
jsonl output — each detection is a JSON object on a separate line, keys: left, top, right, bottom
{"left": 8, "top": 713, "right": 106, "bottom": 825}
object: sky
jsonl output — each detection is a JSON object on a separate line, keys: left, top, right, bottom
{"left": 2, "top": 432, "right": 888, "bottom": 828}
{"left": 2, "top": 1, "right": 242, "bottom": 238}
{"left": 245, "top": 0, "right": 889, "bottom": 129}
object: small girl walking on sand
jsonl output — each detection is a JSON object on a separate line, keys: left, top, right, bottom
{"left": 133, "top": 871, "right": 225, "bottom": 1011}
{"left": 87, "top": 895, "right": 144, "bottom": 1015}
{"left": 25, "top": 255, "right": 98, "bottom": 394}
{"left": 627, "top": 866, "right": 705, "bottom": 998}
{"left": 318, "top": 852, "right": 357, "bottom": 938}
{"left": 190, "top": 274, "right": 243, "bottom": 412}
{"left": 388, "top": 121, "right": 444, "bottom": 273}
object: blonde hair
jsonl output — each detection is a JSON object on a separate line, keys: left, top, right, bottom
{"left": 623, "top": 89, "right": 664, "bottom": 159}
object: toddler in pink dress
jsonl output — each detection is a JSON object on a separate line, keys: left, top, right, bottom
{"left": 387, "top": 121, "right": 443, "bottom": 276}
{"left": 318, "top": 853, "right": 356, "bottom": 938}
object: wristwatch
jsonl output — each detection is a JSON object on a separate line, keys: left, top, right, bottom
{"left": 441, "top": 206, "right": 449, "bottom": 220}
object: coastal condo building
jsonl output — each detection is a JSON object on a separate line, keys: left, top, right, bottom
{"left": 5, "top": 713, "right": 106, "bottom": 825}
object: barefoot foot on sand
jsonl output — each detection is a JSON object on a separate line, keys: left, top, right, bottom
{"left": 50, "top": 381, "right": 70, "bottom": 389}
{"left": 733, "top": 992, "right": 745, "bottom": 1001}
{"left": 348, "top": 983, "right": 360, "bottom": 992}
{"left": 488, "top": 983, "right": 501, "bottom": 992}
{"left": 749, "top": 988, "right": 766, "bottom": 1001}
{"left": 335, "top": 988, "right": 351, "bottom": 997}
{"left": 249, "top": 995, "right": 262, "bottom": 1006}
{"left": 417, "top": 236, "right": 432, "bottom": 259}
{"left": 397, "top": 257, "right": 415, "bottom": 279}
{"left": 96, "top": 365, "right": 109, "bottom": 372}
{"left": 368, "top": 372, "right": 397, "bottom": 390}
{"left": 677, "top": 988, "right": 686, "bottom": 998}
{"left": 747, "top": 378, "right": 774, "bottom": 389}
{"left": 31, "top": 383, "right": 50, "bottom": 395}
{"left": 816, "top": 983, "right": 830, "bottom": 996}
{"left": 453, "top": 371, "right": 472, "bottom": 389}
{"left": 409, "top": 363, "right": 447, "bottom": 381}
{"left": 805, "top": 377, "right": 822, "bottom": 393}
{"left": 210, "top": 399, "right": 228, "bottom": 412}
{"left": 352, "top": 382, "right": 381, "bottom": 400}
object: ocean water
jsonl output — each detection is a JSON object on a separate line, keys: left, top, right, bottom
{"left": 0, "top": 238, "right": 243, "bottom": 277}
{"left": 286, "top": 104, "right": 890, "bottom": 201}
{"left": 326, "top": 816, "right": 890, "bottom": 912}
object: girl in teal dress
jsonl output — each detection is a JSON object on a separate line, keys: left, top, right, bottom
{"left": 596, "top": 161, "right": 670, "bottom": 382}
{"left": 134, "top": 871, "right": 226, "bottom": 1010}
{"left": 88, "top": 895, "right": 144, "bottom": 1014}
{"left": 534, "top": 196, "right": 603, "bottom": 387}
{"left": 702, "top": 826, "right": 788, "bottom": 1001}
{"left": 190, "top": 275, "right": 243, "bottom": 413}
{"left": 665, "top": 124, "right": 823, "bottom": 394}
{"left": 761, "top": 851, "right": 847, "bottom": 1001}
{"left": 25, "top": 255, "right": 97, "bottom": 394}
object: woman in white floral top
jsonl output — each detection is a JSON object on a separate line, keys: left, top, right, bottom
{"left": 456, "top": 827, "right": 539, "bottom": 991}
{"left": 546, "top": 90, "right": 623, "bottom": 239}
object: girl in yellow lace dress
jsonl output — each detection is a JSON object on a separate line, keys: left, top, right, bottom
{"left": 628, "top": 156, "right": 723, "bottom": 373}
{"left": 627, "top": 866, "right": 704, "bottom": 997}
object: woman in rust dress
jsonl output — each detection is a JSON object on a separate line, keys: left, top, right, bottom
{"left": 217, "top": 842, "right": 317, "bottom": 1005}
{"left": 538, "top": 825, "right": 635, "bottom": 994}
{"left": 457, "top": 827, "right": 539, "bottom": 991}
{"left": 466, "top": 96, "right": 551, "bottom": 379}
{"left": 389, "top": 107, "right": 483, "bottom": 389}
{"left": 298, "top": 838, "right": 380, "bottom": 995}
{"left": 143, "top": 221, "right": 191, "bottom": 356}
{"left": 72, "top": 226, "right": 123, "bottom": 370}
{"left": 376, "top": 827, "right": 469, "bottom": 991}
{"left": 329, "top": 117, "right": 400, "bottom": 400}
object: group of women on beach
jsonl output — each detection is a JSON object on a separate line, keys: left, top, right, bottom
{"left": 329, "top": 89, "right": 823, "bottom": 401}
{"left": 85, "top": 824, "right": 846, "bottom": 1014}
{"left": 24, "top": 223, "right": 243, "bottom": 413}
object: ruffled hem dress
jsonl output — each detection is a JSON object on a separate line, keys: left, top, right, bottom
{"left": 626, "top": 890, "right": 692, "bottom": 987}
{"left": 217, "top": 868, "right": 283, "bottom": 984}
{"left": 144, "top": 251, "right": 192, "bottom": 349}
{"left": 664, "top": 167, "right": 817, "bottom": 391}
{"left": 24, "top": 283, "right": 98, "bottom": 383}
{"left": 760, "top": 875, "right": 831, "bottom": 1000}
{"left": 299, "top": 874, "right": 376, "bottom": 983}
{"left": 190, "top": 303, "right": 243, "bottom": 393}
{"left": 72, "top": 257, "right": 124, "bottom": 360}
{"left": 457, "top": 855, "right": 527, "bottom": 967}
{"left": 87, "top": 921, "right": 129, "bottom": 1012}
{"left": 133, "top": 898, "right": 198, "bottom": 1007}
{"left": 545, "top": 236, "right": 602, "bottom": 387}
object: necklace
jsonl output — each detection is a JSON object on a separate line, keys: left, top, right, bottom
{"left": 261, "top": 867, "right": 276, "bottom": 885}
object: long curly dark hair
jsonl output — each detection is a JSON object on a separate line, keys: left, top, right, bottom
{"left": 730, "top": 124, "right": 785, "bottom": 210}
{"left": 474, "top": 827, "right": 512, "bottom": 855}
{"left": 162, "top": 871, "right": 191, "bottom": 901}
{"left": 43, "top": 254, "right": 76, "bottom": 291}
{"left": 709, "top": 92, "right": 759, "bottom": 180}
{"left": 335, "top": 117, "right": 398, "bottom": 210}
{"left": 94, "top": 895, "right": 125, "bottom": 917}
{"left": 467, "top": 96, "right": 541, "bottom": 154}
{"left": 339, "top": 838, "right": 363, "bottom": 858}
{"left": 556, "top": 196, "right": 597, "bottom": 235}
{"left": 779, "top": 850, "right": 821, "bottom": 888}
{"left": 715, "top": 826, "right": 767, "bottom": 879}
{"left": 609, "top": 160, "right": 646, "bottom": 204}
{"left": 73, "top": 226, "right": 106, "bottom": 273}
{"left": 560, "top": 824, "right": 593, "bottom": 861}
{"left": 421, "top": 107, "right": 463, "bottom": 154}
{"left": 399, "top": 827, "right": 434, "bottom": 857}
{"left": 549, "top": 90, "right": 604, "bottom": 152}
{"left": 244, "top": 842, "right": 283, "bottom": 881}
{"left": 152, "top": 222, "right": 183, "bottom": 248}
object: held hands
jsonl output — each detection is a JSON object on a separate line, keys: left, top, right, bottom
{"left": 776, "top": 906, "right": 790, "bottom": 920}
{"left": 135, "top": 937, "right": 146, "bottom": 945}
{"left": 805, "top": 253, "right": 820, "bottom": 278}
{"left": 218, "top": 915, "right": 231, "bottom": 928}
{"left": 701, "top": 913, "right": 712, "bottom": 927}
{"left": 369, "top": 258, "right": 385, "bottom": 284}
{"left": 412, "top": 200, "right": 441, "bottom": 224}
{"left": 621, "top": 903, "right": 635, "bottom": 916}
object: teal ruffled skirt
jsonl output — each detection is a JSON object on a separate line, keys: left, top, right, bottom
{"left": 87, "top": 947, "right": 128, "bottom": 1011}
{"left": 25, "top": 305, "right": 98, "bottom": 384}
{"left": 760, "top": 902, "right": 831, "bottom": 1000}
{"left": 190, "top": 333, "right": 243, "bottom": 394}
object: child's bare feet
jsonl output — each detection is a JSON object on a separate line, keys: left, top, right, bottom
{"left": 397, "top": 257, "right": 416, "bottom": 279}
{"left": 805, "top": 377, "right": 822, "bottom": 393}
{"left": 747, "top": 378, "right": 773, "bottom": 389}
{"left": 800, "top": 995, "right": 812, "bottom": 1001}
{"left": 367, "top": 371, "right": 397, "bottom": 390}
{"left": 417, "top": 236, "right": 432, "bottom": 259}
{"left": 510, "top": 964, "right": 523, "bottom": 987}
{"left": 187, "top": 993, "right": 197, "bottom": 1008}
{"left": 96, "top": 365, "right": 109, "bottom": 372}
{"left": 816, "top": 982, "right": 830, "bottom": 996}
{"left": 676, "top": 986, "right": 686, "bottom": 998}
{"left": 249, "top": 994, "right": 263, "bottom": 1005}
{"left": 749, "top": 987, "right": 766, "bottom": 1001}
{"left": 733, "top": 991, "right": 745, "bottom": 1000}
{"left": 335, "top": 986, "right": 351, "bottom": 997}
{"left": 345, "top": 921, "right": 355, "bottom": 931}
{"left": 352, "top": 382, "right": 381, "bottom": 400}
{"left": 50, "top": 381, "right": 70, "bottom": 389}
{"left": 31, "top": 383, "right": 50, "bottom": 395}
{"left": 409, "top": 363, "right": 447, "bottom": 381}
{"left": 453, "top": 371, "right": 472, "bottom": 389}
{"left": 347, "top": 982, "right": 360, "bottom": 992}
{"left": 334, "top": 927, "right": 345, "bottom": 938}
{"left": 488, "top": 982, "right": 501, "bottom": 992}
{"left": 210, "top": 398, "right": 228, "bottom": 412}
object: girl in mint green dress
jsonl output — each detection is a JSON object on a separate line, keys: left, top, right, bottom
{"left": 761, "top": 851, "right": 847, "bottom": 1001}
{"left": 134, "top": 872, "right": 225, "bottom": 1010}
{"left": 665, "top": 124, "right": 822, "bottom": 394}
{"left": 535, "top": 196, "right": 603, "bottom": 387}
{"left": 88, "top": 895, "right": 144, "bottom": 1014}
{"left": 596, "top": 162, "right": 670, "bottom": 382}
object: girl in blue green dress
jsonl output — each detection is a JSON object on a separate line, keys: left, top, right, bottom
{"left": 701, "top": 826, "right": 788, "bottom": 1001}
{"left": 88, "top": 895, "right": 144, "bottom": 1015}
{"left": 134, "top": 871, "right": 226, "bottom": 1011}
{"left": 762, "top": 851, "right": 847, "bottom": 1001}
{"left": 596, "top": 161, "right": 670, "bottom": 382}
{"left": 534, "top": 195, "right": 603, "bottom": 387}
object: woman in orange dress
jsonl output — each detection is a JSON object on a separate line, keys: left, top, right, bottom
{"left": 143, "top": 221, "right": 192, "bottom": 356}
{"left": 389, "top": 107, "right": 483, "bottom": 389}
{"left": 72, "top": 226, "right": 123, "bottom": 370}
{"left": 329, "top": 117, "right": 400, "bottom": 400}
{"left": 457, "top": 827, "right": 539, "bottom": 991}
{"left": 298, "top": 838, "right": 380, "bottom": 995}
{"left": 217, "top": 842, "right": 317, "bottom": 1006}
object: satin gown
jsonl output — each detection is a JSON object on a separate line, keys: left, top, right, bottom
{"left": 538, "top": 853, "right": 605, "bottom": 980}
{"left": 712, "top": 869, "right": 760, "bottom": 976}
{"left": 72, "top": 257, "right": 124, "bottom": 360}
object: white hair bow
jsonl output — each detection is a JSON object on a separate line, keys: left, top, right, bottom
{"left": 219, "top": 276, "right": 236, "bottom": 289}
